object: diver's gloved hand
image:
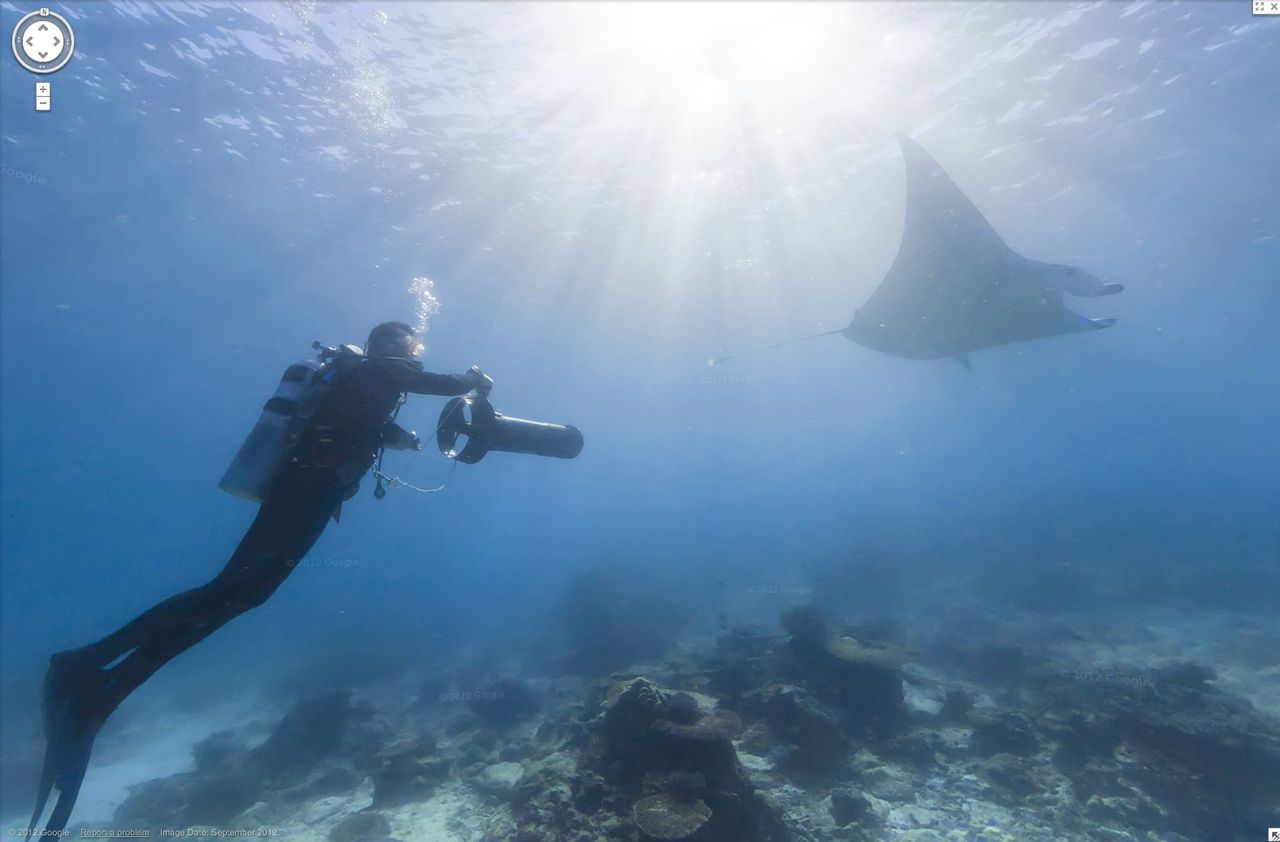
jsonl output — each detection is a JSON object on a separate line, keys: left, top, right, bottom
{"left": 465, "top": 365, "right": 494, "bottom": 396}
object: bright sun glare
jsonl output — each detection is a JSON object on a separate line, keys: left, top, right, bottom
{"left": 605, "top": 3, "right": 841, "bottom": 85}
{"left": 545, "top": 3, "right": 851, "bottom": 130}
{"left": 503, "top": 2, "right": 889, "bottom": 309}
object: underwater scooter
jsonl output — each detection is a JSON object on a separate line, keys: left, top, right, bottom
{"left": 435, "top": 379, "right": 584, "bottom": 464}
{"left": 373, "top": 377, "right": 583, "bottom": 498}
{"left": 370, "top": 377, "right": 583, "bottom": 498}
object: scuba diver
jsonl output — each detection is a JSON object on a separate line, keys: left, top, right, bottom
{"left": 29, "top": 321, "right": 493, "bottom": 836}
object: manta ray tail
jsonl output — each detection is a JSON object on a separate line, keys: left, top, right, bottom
{"left": 709, "top": 329, "right": 844, "bottom": 367}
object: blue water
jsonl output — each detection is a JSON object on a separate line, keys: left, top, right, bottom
{"left": 1, "top": 0, "right": 1278, "bottom": 835}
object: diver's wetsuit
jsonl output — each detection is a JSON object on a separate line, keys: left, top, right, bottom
{"left": 47, "top": 355, "right": 475, "bottom": 748}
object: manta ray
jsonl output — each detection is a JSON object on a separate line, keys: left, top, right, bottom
{"left": 714, "top": 134, "right": 1122, "bottom": 368}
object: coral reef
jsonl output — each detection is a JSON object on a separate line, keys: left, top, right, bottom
{"left": 97, "top": 605, "right": 1280, "bottom": 842}
{"left": 780, "top": 607, "right": 909, "bottom": 737}
{"left": 581, "top": 676, "right": 789, "bottom": 842}
{"left": 632, "top": 793, "right": 711, "bottom": 840}
{"left": 116, "top": 691, "right": 392, "bottom": 828}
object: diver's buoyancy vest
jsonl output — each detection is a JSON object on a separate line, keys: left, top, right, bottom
{"left": 219, "top": 344, "right": 363, "bottom": 503}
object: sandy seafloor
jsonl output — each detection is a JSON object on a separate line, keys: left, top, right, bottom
{"left": 3, "top": 599, "right": 1276, "bottom": 842}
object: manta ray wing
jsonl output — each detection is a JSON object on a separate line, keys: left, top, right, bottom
{"left": 849, "top": 135, "right": 1115, "bottom": 359}
{"left": 955, "top": 268, "right": 1113, "bottom": 352}
{"left": 853, "top": 135, "right": 1012, "bottom": 350}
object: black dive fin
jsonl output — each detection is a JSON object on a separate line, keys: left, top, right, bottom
{"left": 26, "top": 741, "right": 57, "bottom": 837}
{"left": 28, "top": 665, "right": 72, "bottom": 836}
{"left": 43, "top": 732, "right": 96, "bottom": 836}
{"left": 953, "top": 352, "right": 972, "bottom": 370}
{"left": 30, "top": 661, "right": 105, "bottom": 836}
{"left": 29, "top": 704, "right": 99, "bottom": 836}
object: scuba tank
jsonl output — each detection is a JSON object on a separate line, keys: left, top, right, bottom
{"left": 219, "top": 342, "right": 363, "bottom": 502}
{"left": 435, "top": 393, "right": 584, "bottom": 464}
